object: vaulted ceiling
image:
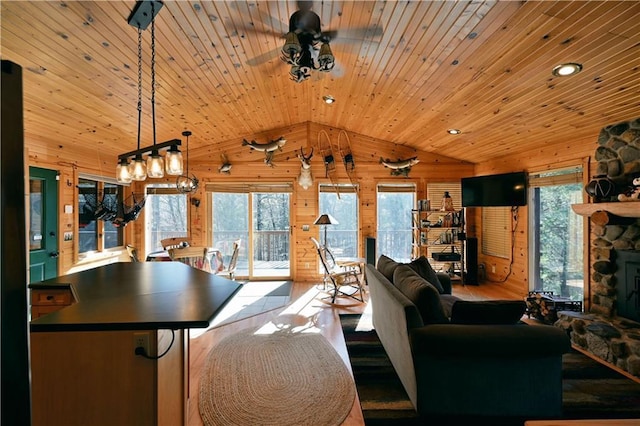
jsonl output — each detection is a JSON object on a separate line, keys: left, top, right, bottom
{"left": 2, "top": 1, "right": 640, "bottom": 166}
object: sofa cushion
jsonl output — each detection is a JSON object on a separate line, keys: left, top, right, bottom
{"left": 450, "top": 300, "right": 526, "bottom": 325}
{"left": 377, "top": 254, "right": 401, "bottom": 283}
{"left": 393, "top": 266, "right": 449, "bottom": 325}
{"left": 440, "top": 294, "right": 462, "bottom": 318}
{"left": 407, "top": 256, "right": 445, "bottom": 294}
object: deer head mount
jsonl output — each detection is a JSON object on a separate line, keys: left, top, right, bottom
{"left": 297, "top": 147, "right": 314, "bottom": 190}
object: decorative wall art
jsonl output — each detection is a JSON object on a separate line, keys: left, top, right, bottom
{"left": 380, "top": 157, "right": 419, "bottom": 177}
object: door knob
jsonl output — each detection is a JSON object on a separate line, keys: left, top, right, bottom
{"left": 49, "top": 251, "right": 59, "bottom": 258}
{"left": 49, "top": 231, "right": 56, "bottom": 237}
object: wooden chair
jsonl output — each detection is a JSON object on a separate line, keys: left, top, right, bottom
{"left": 168, "top": 246, "right": 215, "bottom": 273}
{"left": 310, "top": 237, "right": 364, "bottom": 304}
{"left": 126, "top": 244, "right": 140, "bottom": 262}
{"left": 161, "top": 237, "right": 192, "bottom": 250}
{"left": 217, "top": 239, "right": 241, "bottom": 281}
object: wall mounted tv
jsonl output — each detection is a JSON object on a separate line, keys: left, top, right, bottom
{"left": 461, "top": 171, "right": 527, "bottom": 207}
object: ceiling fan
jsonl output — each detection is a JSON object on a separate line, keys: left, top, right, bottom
{"left": 241, "top": 1, "right": 383, "bottom": 83}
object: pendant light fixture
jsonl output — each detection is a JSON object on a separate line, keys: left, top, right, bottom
{"left": 146, "top": 8, "right": 164, "bottom": 178}
{"left": 130, "top": 24, "right": 147, "bottom": 182}
{"left": 176, "top": 131, "right": 199, "bottom": 193}
{"left": 117, "top": 0, "right": 184, "bottom": 184}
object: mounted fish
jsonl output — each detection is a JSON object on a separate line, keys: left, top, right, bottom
{"left": 242, "top": 137, "right": 287, "bottom": 166}
{"left": 218, "top": 153, "right": 232, "bottom": 174}
{"left": 380, "top": 156, "right": 420, "bottom": 177}
{"left": 297, "top": 147, "right": 313, "bottom": 190}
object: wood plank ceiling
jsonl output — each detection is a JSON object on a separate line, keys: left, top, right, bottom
{"left": 1, "top": 0, "right": 639, "bottom": 166}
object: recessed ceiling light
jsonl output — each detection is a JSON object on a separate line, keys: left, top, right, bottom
{"left": 447, "top": 129, "right": 461, "bottom": 135}
{"left": 323, "top": 95, "right": 335, "bottom": 104}
{"left": 552, "top": 62, "right": 583, "bottom": 77}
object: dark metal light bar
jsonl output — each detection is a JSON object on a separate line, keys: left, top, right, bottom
{"left": 118, "top": 138, "right": 181, "bottom": 160}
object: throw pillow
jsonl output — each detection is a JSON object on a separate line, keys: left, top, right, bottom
{"left": 393, "top": 265, "right": 449, "bottom": 325}
{"left": 377, "top": 254, "right": 401, "bottom": 283}
{"left": 407, "top": 256, "right": 445, "bottom": 293}
{"left": 450, "top": 300, "right": 527, "bottom": 325}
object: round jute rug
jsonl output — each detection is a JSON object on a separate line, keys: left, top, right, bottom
{"left": 199, "top": 329, "right": 356, "bottom": 426}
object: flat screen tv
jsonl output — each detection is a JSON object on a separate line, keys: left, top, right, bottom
{"left": 461, "top": 171, "right": 527, "bottom": 207}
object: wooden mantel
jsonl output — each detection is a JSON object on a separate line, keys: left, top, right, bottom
{"left": 572, "top": 202, "right": 640, "bottom": 218}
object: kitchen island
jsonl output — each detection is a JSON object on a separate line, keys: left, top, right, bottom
{"left": 29, "top": 262, "right": 241, "bottom": 426}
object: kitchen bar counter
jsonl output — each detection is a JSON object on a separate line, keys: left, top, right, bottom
{"left": 29, "top": 262, "right": 242, "bottom": 426}
{"left": 29, "top": 261, "right": 241, "bottom": 332}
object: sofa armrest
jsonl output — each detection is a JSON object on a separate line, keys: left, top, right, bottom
{"left": 436, "top": 272, "right": 452, "bottom": 294}
{"left": 410, "top": 324, "right": 570, "bottom": 358}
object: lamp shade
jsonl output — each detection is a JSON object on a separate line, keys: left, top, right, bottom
{"left": 165, "top": 145, "right": 183, "bottom": 175}
{"left": 314, "top": 213, "right": 339, "bottom": 226}
{"left": 116, "top": 158, "right": 132, "bottom": 184}
{"left": 146, "top": 149, "right": 165, "bottom": 178}
{"left": 131, "top": 154, "right": 147, "bottom": 181}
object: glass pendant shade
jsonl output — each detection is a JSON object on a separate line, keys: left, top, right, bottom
{"left": 147, "top": 149, "right": 165, "bottom": 178}
{"left": 116, "top": 158, "right": 132, "bottom": 184}
{"left": 131, "top": 154, "right": 147, "bottom": 181}
{"left": 165, "top": 146, "right": 183, "bottom": 175}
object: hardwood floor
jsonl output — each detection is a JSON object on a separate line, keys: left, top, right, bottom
{"left": 187, "top": 280, "right": 520, "bottom": 425}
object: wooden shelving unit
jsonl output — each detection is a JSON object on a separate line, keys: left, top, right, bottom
{"left": 412, "top": 209, "right": 465, "bottom": 283}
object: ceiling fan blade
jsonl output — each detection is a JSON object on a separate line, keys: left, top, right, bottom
{"left": 246, "top": 48, "right": 280, "bottom": 66}
{"left": 229, "top": 2, "right": 287, "bottom": 36}
{"left": 322, "top": 25, "right": 384, "bottom": 43}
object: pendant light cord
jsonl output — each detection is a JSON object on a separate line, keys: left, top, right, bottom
{"left": 136, "top": 27, "right": 143, "bottom": 151}
{"left": 150, "top": 2, "right": 157, "bottom": 147}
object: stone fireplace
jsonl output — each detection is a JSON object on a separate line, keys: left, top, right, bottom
{"left": 556, "top": 117, "right": 640, "bottom": 379}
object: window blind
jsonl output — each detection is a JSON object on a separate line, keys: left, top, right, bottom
{"left": 377, "top": 183, "right": 416, "bottom": 193}
{"left": 482, "top": 207, "right": 511, "bottom": 258}
{"left": 319, "top": 183, "right": 358, "bottom": 193}
{"left": 529, "top": 167, "right": 582, "bottom": 187}
{"left": 204, "top": 182, "right": 294, "bottom": 193}
{"left": 78, "top": 173, "right": 125, "bottom": 186}
{"left": 427, "top": 182, "right": 462, "bottom": 210}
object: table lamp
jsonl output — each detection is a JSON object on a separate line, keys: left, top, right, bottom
{"left": 314, "top": 213, "right": 339, "bottom": 248}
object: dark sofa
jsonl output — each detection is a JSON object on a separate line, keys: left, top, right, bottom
{"left": 366, "top": 255, "right": 571, "bottom": 419}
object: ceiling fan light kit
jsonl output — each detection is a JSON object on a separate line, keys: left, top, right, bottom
{"left": 280, "top": 7, "right": 335, "bottom": 83}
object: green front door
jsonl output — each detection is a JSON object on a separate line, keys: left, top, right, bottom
{"left": 28, "top": 167, "right": 58, "bottom": 282}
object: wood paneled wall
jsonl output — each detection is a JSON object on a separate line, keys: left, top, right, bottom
{"left": 472, "top": 134, "right": 595, "bottom": 298}
{"left": 26, "top": 122, "right": 476, "bottom": 280}
{"left": 27, "top": 119, "right": 601, "bottom": 287}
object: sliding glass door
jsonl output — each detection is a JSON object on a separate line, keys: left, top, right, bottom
{"left": 252, "top": 192, "right": 290, "bottom": 278}
{"left": 211, "top": 184, "right": 291, "bottom": 279}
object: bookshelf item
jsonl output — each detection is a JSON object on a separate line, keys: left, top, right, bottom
{"left": 412, "top": 208, "right": 465, "bottom": 283}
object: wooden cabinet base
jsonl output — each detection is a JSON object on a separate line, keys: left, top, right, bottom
{"left": 30, "top": 329, "right": 187, "bottom": 426}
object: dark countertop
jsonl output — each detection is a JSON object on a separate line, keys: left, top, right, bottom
{"left": 29, "top": 262, "right": 242, "bottom": 332}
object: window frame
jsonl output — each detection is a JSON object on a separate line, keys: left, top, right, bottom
{"left": 376, "top": 182, "right": 416, "bottom": 263}
{"left": 77, "top": 176, "right": 125, "bottom": 258}
{"left": 318, "top": 183, "right": 359, "bottom": 258}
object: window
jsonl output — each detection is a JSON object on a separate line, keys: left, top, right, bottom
{"left": 529, "top": 168, "right": 584, "bottom": 301}
{"left": 377, "top": 183, "right": 416, "bottom": 262}
{"left": 78, "top": 177, "right": 124, "bottom": 255}
{"left": 318, "top": 184, "right": 358, "bottom": 257}
{"left": 145, "top": 186, "right": 188, "bottom": 254}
